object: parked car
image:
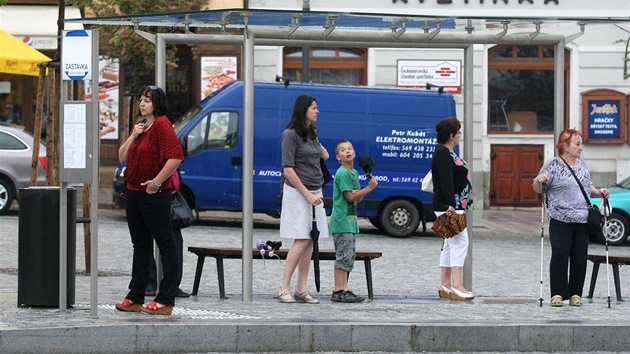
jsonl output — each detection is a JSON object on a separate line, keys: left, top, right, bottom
{"left": 0, "top": 124, "right": 47, "bottom": 214}
{"left": 591, "top": 176, "right": 630, "bottom": 246}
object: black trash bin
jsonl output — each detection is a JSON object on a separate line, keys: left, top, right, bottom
{"left": 18, "top": 187, "right": 76, "bottom": 307}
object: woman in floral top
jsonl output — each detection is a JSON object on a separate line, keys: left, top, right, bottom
{"left": 533, "top": 128, "right": 609, "bottom": 307}
{"left": 431, "top": 117, "right": 474, "bottom": 301}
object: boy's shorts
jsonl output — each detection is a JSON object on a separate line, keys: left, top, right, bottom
{"left": 332, "top": 233, "right": 356, "bottom": 272}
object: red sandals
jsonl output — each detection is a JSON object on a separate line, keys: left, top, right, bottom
{"left": 141, "top": 301, "right": 173, "bottom": 316}
{"left": 115, "top": 298, "right": 143, "bottom": 312}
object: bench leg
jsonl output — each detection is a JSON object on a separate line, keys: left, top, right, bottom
{"left": 364, "top": 259, "right": 374, "bottom": 300}
{"left": 586, "top": 261, "right": 600, "bottom": 299}
{"left": 216, "top": 257, "right": 227, "bottom": 299}
{"left": 191, "top": 255, "right": 206, "bottom": 296}
{"left": 612, "top": 264, "right": 623, "bottom": 301}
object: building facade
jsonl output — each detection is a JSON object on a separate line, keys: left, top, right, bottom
{"left": 246, "top": 1, "right": 630, "bottom": 209}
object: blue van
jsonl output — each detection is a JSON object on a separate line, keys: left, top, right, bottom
{"left": 114, "top": 81, "right": 456, "bottom": 237}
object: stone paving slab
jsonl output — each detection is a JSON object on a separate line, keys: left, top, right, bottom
{"left": 1, "top": 168, "right": 630, "bottom": 353}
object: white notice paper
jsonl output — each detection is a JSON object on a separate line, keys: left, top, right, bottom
{"left": 63, "top": 104, "right": 87, "bottom": 169}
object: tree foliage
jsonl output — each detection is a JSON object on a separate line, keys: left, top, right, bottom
{"left": 70, "top": 0, "right": 207, "bottom": 69}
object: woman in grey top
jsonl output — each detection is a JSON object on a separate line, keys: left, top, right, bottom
{"left": 533, "top": 128, "right": 609, "bottom": 307}
{"left": 277, "top": 94, "right": 330, "bottom": 304}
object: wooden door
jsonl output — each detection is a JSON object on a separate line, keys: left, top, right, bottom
{"left": 490, "top": 145, "right": 544, "bottom": 206}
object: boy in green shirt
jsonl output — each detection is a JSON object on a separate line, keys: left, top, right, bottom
{"left": 329, "top": 140, "right": 378, "bottom": 303}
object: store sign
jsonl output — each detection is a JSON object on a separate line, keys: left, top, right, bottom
{"left": 397, "top": 60, "right": 461, "bottom": 93}
{"left": 17, "top": 36, "right": 57, "bottom": 50}
{"left": 249, "top": 0, "right": 629, "bottom": 19}
{"left": 586, "top": 100, "right": 620, "bottom": 140}
{"left": 61, "top": 30, "right": 92, "bottom": 81}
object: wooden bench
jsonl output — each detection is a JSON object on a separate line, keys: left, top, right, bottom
{"left": 187, "top": 247, "right": 383, "bottom": 300}
{"left": 585, "top": 254, "right": 630, "bottom": 301}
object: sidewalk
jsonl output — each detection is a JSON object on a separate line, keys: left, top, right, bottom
{"left": 0, "top": 165, "right": 629, "bottom": 353}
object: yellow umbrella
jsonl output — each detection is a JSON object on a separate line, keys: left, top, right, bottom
{"left": 0, "top": 28, "right": 52, "bottom": 76}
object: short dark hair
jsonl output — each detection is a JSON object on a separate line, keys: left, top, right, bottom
{"left": 335, "top": 139, "right": 351, "bottom": 155}
{"left": 138, "top": 85, "right": 169, "bottom": 117}
{"left": 436, "top": 117, "right": 461, "bottom": 144}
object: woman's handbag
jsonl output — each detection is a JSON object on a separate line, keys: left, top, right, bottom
{"left": 421, "top": 170, "right": 433, "bottom": 193}
{"left": 431, "top": 213, "right": 467, "bottom": 238}
{"left": 172, "top": 190, "right": 194, "bottom": 229}
{"left": 560, "top": 157, "right": 604, "bottom": 237}
{"left": 320, "top": 158, "right": 333, "bottom": 185}
{"left": 587, "top": 204, "right": 604, "bottom": 236}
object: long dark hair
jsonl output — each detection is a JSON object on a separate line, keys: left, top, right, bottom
{"left": 138, "top": 85, "right": 169, "bottom": 117}
{"left": 285, "top": 94, "right": 317, "bottom": 140}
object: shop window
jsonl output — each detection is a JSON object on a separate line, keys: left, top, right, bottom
{"left": 283, "top": 47, "right": 367, "bottom": 85}
{"left": 488, "top": 45, "right": 569, "bottom": 134}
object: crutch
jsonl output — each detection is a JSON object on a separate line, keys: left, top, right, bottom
{"left": 601, "top": 197, "right": 612, "bottom": 308}
{"left": 539, "top": 183, "right": 547, "bottom": 307}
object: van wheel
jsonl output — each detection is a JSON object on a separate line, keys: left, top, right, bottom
{"left": 0, "top": 177, "right": 15, "bottom": 215}
{"left": 380, "top": 200, "right": 420, "bottom": 238}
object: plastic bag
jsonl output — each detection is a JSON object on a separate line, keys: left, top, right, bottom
{"left": 421, "top": 170, "right": 433, "bottom": 193}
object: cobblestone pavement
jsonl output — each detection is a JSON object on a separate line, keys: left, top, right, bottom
{"left": 1, "top": 207, "right": 629, "bottom": 328}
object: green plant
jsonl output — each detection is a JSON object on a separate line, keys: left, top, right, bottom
{"left": 614, "top": 37, "right": 630, "bottom": 79}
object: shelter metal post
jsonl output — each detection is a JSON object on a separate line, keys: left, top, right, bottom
{"left": 554, "top": 39, "right": 565, "bottom": 142}
{"left": 242, "top": 28, "right": 255, "bottom": 302}
{"left": 89, "top": 30, "right": 100, "bottom": 317}
{"left": 154, "top": 34, "right": 167, "bottom": 286}
{"left": 463, "top": 45, "right": 474, "bottom": 292}
{"left": 156, "top": 34, "right": 167, "bottom": 89}
{"left": 302, "top": 0, "right": 310, "bottom": 82}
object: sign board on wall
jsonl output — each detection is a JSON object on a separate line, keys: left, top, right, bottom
{"left": 397, "top": 60, "right": 461, "bottom": 93}
{"left": 581, "top": 90, "right": 627, "bottom": 144}
{"left": 586, "top": 100, "right": 621, "bottom": 139}
{"left": 200, "top": 57, "right": 237, "bottom": 100}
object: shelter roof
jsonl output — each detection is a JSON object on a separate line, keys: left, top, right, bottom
{"left": 65, "top": 9, "right": 630, "bottom": 34}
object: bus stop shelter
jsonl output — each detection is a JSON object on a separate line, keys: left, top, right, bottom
{"left": 66, "top": 5, "right": 630, "bottom": 306}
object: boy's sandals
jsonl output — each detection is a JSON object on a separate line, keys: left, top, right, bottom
{"left": 569, "top": 295, "right": 583, "bottom": 307}
{"left": 550, "top": 295, "right": 563, "bottom": 307}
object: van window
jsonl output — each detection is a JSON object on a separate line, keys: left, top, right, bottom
{"left": 185, "top": 111, "right": 238, "bottom": 155}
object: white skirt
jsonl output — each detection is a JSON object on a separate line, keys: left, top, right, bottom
{"left": 435, "top": 210, "right": 469, "bottom": 267}
{"left": 279, "top": 184, "right": 329, "bottom": 240}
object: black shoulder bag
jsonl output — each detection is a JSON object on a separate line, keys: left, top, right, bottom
{"left": 560, "top": 157, "right": 604, "bottom": 237}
